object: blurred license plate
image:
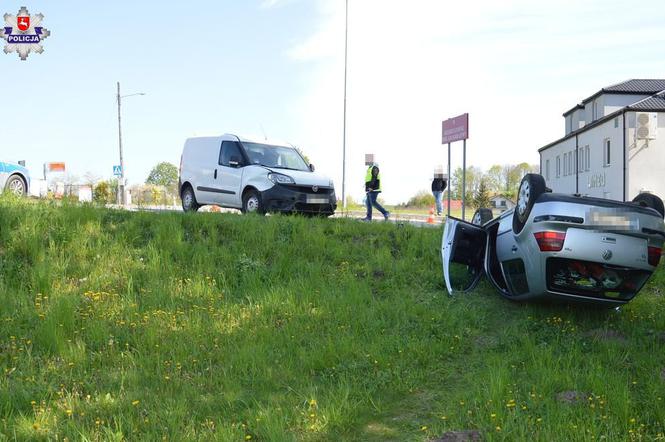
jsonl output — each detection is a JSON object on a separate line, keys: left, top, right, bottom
{"left": 588, "top": 211, "right": 636, "bottom": 228}
{"left": 307, "top": 196, "right": 328, "bottom": 204}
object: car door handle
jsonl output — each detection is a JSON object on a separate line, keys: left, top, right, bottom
{"left": 511, "top": 245, "right": 518, "bottom": 253}
{"left": 214, "top": 169, "right": 217, "bottom": 179}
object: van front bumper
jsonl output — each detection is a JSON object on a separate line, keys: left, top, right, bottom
{"left": 261, "top": 184, "right": 337, "bottom": 215}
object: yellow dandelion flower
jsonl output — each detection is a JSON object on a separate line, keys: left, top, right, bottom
{"left": 132, "top": 400, "right": 140, "bottom": 406}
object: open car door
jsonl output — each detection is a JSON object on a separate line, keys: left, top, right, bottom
{"left": 442, "top": 217, "right": 487, "bottom": 295}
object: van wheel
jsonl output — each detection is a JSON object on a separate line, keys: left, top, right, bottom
{"left": 181, "top": 186, "right": 200, "bottom": 212}
{"left": 632, "top": 193, "right": 665, "bottom": 218}
{"left": 513, "top": 174, "right": 546, "bottom": 234}
{"left": 5, "top": 175, "right": 26, "bottom": 197}
{"left": 472, "top": 208, "right": 493, "bottom": 226}
{"left": 242, "top": 190, "right": 265, "bottom": 215}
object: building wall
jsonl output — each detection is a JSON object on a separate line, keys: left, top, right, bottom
{"left": 585, "top": 95, "right": 605, "bottom": 124}
{"left": 627, "top": 111, "right": 665, "bottom": 200}
{"left": 571, "top": 108, "right": 585, "bottom": 131}
{"left": 604, "top": 94, "right": 650, "bottom": 115}
{"left": 576, "top": 116, "right": 624, "bottom": 200}
{"left": 540, "top": 136, "right": 577, "bottom": 194}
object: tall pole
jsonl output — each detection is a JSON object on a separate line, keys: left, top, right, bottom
{"left": 116, "top": 81, "right": 125, "bottom": 205}
{"left": 447, "top": 142, "right": 451, "bottom": 217}
{"left": 462, "top": 139, "right": 466, "bottom": 220}
{"left": 341, "top": 0, "right": 348, "bottom": 213}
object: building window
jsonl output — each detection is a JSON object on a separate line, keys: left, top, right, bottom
{"left": 545, "top": 159, "right": 550, "bottom": 180}
{"left": 570, "top": 151, "right": 574, "bottom": 175}
{"left": 563, "top": 153, "right": 567, "bottom": 176}
{"left": 592, "top": 101, "right": 599, "bottom": 121}
{"left": 585, "top": 146, "right": 590, "bottom": 171}
{"left": 556, "top": 156, "right": 560, "bottom": 178}
{"left": 578, "top": 149, "right": 583, "bottom": 172}
{"left": 603, "top": 139, "right": 611, "bottom": 166}
{"left": 614, "top": 117, "right": 619, "bottom": 128}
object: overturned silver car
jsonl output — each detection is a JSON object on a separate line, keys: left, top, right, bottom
{"left": 442, "top": 174, "right": 665, "bottom": 306}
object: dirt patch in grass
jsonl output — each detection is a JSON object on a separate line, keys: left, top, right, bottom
{"left": 556, "top": 390, "right": 588, "bottom": 404}
{"left": 582, "top": 329, "right": 627, "bottom": 344}
{"left": 431, "top": 430, "right": 483, "bottom": 441}
{"left": 373, "top": 269, "right": 385, "bottom": 279}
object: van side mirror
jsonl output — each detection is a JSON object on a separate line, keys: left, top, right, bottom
{"left": 309, "top": 163, "right": 315, "bottom": 172}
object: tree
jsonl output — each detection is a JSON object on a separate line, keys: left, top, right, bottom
{"left": 485, "top": 165, "right": 504, "bottom": 194}
{"left": 404, "top": 190, "right": 435, "bottom": 208}
{"left": 502, "top": 164, "right": 521, "bottom": 199}
{"left": 146, "top": 162, "right": 178, "bottom": 189}
{"left": 473, "top": 178, "right": 491, "bottom": 209}
{"left": 450, "top": 166, "right": 482, "bottom": 200}
{"left": 93, "top": 181, "right": 112, "bottom": 204}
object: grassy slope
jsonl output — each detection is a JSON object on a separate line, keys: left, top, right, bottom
{"left": 0, "top": 198, "right": 664, "bottom": 441}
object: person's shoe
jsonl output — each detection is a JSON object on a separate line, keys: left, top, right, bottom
{"left": 384, "top": 212, "right": 391, "bottom": 220}
{"left": 361, "top": 217, "right": 371, "bottom": 222}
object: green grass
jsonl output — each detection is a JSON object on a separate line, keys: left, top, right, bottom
{"left": 1, "top": 196, "right": 664, "bottom": 441}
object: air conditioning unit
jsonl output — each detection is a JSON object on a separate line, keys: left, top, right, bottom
{"left": 635, "top": 112, "right": 657, "bottom": 140}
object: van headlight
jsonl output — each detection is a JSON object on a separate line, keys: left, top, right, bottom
{"left": 268, "top": 172, "right": 295, "bottom": 184}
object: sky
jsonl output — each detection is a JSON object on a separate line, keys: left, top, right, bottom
{"left": 3, "top": 0, "right": 665, "bottom": 204}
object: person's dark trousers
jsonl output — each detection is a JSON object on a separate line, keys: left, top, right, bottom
{"left": 365, "top": 191, "right": 388, "bottom": 220}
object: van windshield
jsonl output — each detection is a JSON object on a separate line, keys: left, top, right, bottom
{"left": 241, "top": 142, "right": 310, "bottom": 171}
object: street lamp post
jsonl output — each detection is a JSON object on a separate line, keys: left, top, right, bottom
{"left": 116, "top": 81, "right": 145, "bottom": 205}
{"left": 341, "top": 0, "right": 348, "bottom": 213}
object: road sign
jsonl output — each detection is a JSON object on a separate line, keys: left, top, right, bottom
{"left": 113, "top": 165, "right": 122, "bottom": 176}
{"left": 442, "top": 113, "right": 469, "bottom": 144}
{"left": 45, "top": 162, "right": 66, "bottom": 172}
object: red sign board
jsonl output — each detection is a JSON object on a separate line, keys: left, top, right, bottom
{"left": 442, "top": 113, "right": 469, "bottom": 144}
{"left": 45, "top": 162, "right": 66, "bottom": 172}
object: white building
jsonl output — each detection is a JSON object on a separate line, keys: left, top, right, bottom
{"left": 539, "top": 79, "right": 665, "bottom": 201}
{"left": 489, "top": 195, "right": 515, "bottom": 212}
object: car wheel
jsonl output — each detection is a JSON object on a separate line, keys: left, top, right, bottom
{"left": 242, "top": 190, "right": 265, "bottom": 215}
{"left": 513, "top": 173, "right": 546, "bottom": 234}
{"left": 181, "top": 186, "right": 200, "bottom": 212}
{"left": 471, "top": 208, "right": 493, "bottom": 226}
{"left": 632, "top": 193, "right": 665, "bottom": 218}
{"left": 5, "top": 175, "right": 26, "bottom": 197}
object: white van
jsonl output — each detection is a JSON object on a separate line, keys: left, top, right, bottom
{"left": 179, "top": 134, "right": 337, "bottom": 215}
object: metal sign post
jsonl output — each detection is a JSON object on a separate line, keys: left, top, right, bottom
{"left": 447, "top": 143, "right": 451, "bottom": 217}
{"left": 462, "top": 138, "right": 466, "bottom": 220}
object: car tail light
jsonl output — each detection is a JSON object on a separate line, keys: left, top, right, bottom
{"left": 648, "top": 246, "right": 662, "bottom": 267}
{"left": 534, "top": 231, "right": 566, "bottom": 252}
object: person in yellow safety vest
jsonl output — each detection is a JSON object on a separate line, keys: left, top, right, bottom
{"left": 362, "top": 163, "right": 390, "bottom": 221}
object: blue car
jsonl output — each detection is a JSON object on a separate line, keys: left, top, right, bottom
{"left": 0, "top": 161, "right": 30, "bottom": 197}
